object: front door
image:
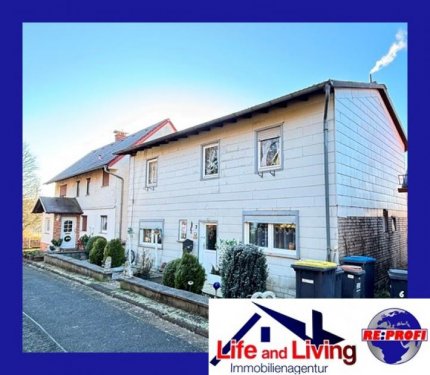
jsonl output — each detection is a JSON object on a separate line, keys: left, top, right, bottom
{"left": 198, "top": 222, "right": 218, "bottom": 278}
{"left": 61, "top": 217, "right": 76, "bottom": 249}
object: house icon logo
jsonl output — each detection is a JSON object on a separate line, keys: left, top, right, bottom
{"left": 210, "top": 302, "right": 357, "bottom": 367}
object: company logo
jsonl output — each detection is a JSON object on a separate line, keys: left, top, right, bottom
{"left": 210, "top": 302, "right": 357, "bottom": 368}
{"left": 362, "top": 308, "right": 428, "bottom": 364}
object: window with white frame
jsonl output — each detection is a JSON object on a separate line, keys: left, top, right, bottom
{"left": 256, "top": 125, "right": 282, "bottom": 173}
{"left": 244, "top": 211, "right": 298, "bottom": 258}
{"left": 202, "top": 142, "right": 219, "bottom": 179}
{"left": 100, "top": 215, "right": 108, "bottom": 233}
{"left": 138, "top": 220, "right": 163, "bottom": 248}
{"left": 146, "top": 158, "right": 158, "bottom": 187}
{"left": 44, "top": 217, "right": 51, "bottom": 233}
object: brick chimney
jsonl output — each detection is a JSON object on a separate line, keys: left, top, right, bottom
{"left": 114, "top": 130, "right": 128, "bottom": 142}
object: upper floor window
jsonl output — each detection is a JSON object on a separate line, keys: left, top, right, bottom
{"left": 59, "top": 184, "right": 67, "bottom": 197}
{"left": 256, "top": 125, "right": 282, "bottom": 173}
{"left": 102, "top": 170, "right": 110, "bottom": 187}
{"left": 146, "top": 158, "right": 158, "bottom": 187}
{"left": 202, "top": 142, "right": 219, "bottom": 179}
{"left": 86, "top": 178, "right": 91, "bottom": 195}
{"left": 76, "top": 180, "right": 80, "bottom": 197}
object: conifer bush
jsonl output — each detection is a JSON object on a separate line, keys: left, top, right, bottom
{"left": 174, "top": 253, "right": 206, "bottom": 294}
{"left": 162, "top": 258, "right": 182, "bottom": 287}
{"left": 89, "top": 238, "right": 107, "bottom": 266}
{"left": 221, "top": 243, "right": 268, "bottom": 298}
{"left": 85, "top": 235, "right": 106, "bottom": 254}
{"left": 103, "top": 239, "right": 126, "bottom": 267}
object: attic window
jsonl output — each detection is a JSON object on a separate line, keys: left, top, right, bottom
{"left": 146, "top": 158, "right": 158, "bottom": 188}
{"left": 59, "top": 184, "right": 67, "bottom": 198}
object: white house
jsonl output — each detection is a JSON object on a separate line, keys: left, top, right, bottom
{"left": 33, "top": 119, "right": 176, "bottom": 250}
{"left": 117, "top": 80, "right": 407, "bottom": 296}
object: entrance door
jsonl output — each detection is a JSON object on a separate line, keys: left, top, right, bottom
{"left": 61, "top": 217, "right": 76, "bottom": 249}
{"left": 198, "top": 222, "right": 218, "bottom": 277}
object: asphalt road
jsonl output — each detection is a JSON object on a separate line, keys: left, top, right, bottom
{"left": 23, "top": 265, "right": 207, "bottom": 353}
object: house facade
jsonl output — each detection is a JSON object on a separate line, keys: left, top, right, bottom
{"left": 117, "top": 80, "right": 407, "bottom": 296}
{"left": 33, "top": 119, "right": 176, "bottom": 250}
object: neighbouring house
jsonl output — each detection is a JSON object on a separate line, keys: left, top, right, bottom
{"left": 116, "top": 80, "right": 407, "bottom": 296}
{"left": 32, "top": 119, "right": 176, "bottom": 251}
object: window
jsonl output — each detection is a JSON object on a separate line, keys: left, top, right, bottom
{"left": 138, "top": 220, "right": 163, "bottom": 248}
{"left": 392, "top": 216, "right": 397, "bottom": 232}
{"left": 100, "top": 215, "right": 107, "bottom": 233}
{"left": 383, "top": 209, "right": 389, "bottom": 232}
{"left": 256, "top": 125, "right": 282, "bottom": 173}
{"left": 76, "top": 180, "right": 80, "bottom": 197}
{"left": 63, "top": 220, "right": 73, "bottom": 232}
{"left": 202, "top": 142, "right": 219, "bottom": 179}
{"left": 44, "top": 218, "right": 51, "bottom": 233}
{"left": 86, "top": 178, "right": 91, "bottom": 195}
{"left": 244, "top": 211, "right": 298, "bottom": 258}
{"left": 206, "top": 224, "right": 217, "bottom": 250}
{"left": 146, "top": 158, "right": 158, "bottom": 187}
{"left": 81, "top": 215, "right": 87, "bottom": 232}
{"left": 102, "top": 170, "right": 110, "bottom": 187}
{"left": 178, "top": 219, "right": 187, "bottom": 241}
{"left": 59, "top": 184, "right": 67, "bottom": 197}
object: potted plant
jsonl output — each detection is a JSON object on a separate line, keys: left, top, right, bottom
{"left": 51, "top": 238, "right": 63, "bottom": 252}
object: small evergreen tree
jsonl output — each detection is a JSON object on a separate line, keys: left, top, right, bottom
{"left": 103, "top": 239, "right": 126, "bottom": 267}
{"left": 85, "top": 235, "right": 106, "bottom": 255}
{"left": 221, "top": 243, "right": 268, "bottom": 298}
{"left": 89, "top": 238, "right": 107, "bottom": 266}
{"left": 162, "top": 258, "right": 182, "bottom": 287}
{"left": 174, "top": 253, "right": 206, "bottom": 294}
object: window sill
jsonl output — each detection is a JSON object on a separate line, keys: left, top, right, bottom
{"left": 264, "top": 250, "right": 298, "bottom": 260}
{"left": 138, "top": 244, "right": 163, "bottom": 250}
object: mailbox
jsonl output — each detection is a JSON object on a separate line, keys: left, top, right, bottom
{"left": 182, "top": 239, "right": 194, "bottom": 253}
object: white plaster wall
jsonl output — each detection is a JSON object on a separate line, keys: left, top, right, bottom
{"left": 127, "top": 94, "right": 337, "bottom": 296}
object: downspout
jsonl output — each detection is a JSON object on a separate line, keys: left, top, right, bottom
{"left": 103, "top": 166, "right": 124, "bottom": 241}
{"left": 323, "top": 82, "right": 333, "bottom": 261}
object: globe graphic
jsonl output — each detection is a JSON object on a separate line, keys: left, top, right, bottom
{"left": 367, "top": 308, "right": 423, "bottom": 364}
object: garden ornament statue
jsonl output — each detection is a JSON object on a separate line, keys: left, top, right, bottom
{"left": 251, "top": 291, "right": 276, "bottom": 299}
{"left": 213, "top": 281, "right": 221, "bottom": 298}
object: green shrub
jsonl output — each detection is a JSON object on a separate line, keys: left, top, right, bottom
{"left": 51, "top": 238, "right": 63, "bottom": 247}
{"left": 221, "top": 243, "right": 268, "bottom": 298}
{"left": 174, "top": 253, "right": 206, "bottom": 294}
{"left": 162, "top": 258, "right": 182, "bottom": 287}
{"left": 85, "top": 236, "right": 105, "bottom": 254}
{"left": 78, "top": 234, "right": 90, "bottom": 250}
{"left": 89, "top": 238, "right": 107, "bottom": 266}
{"left": 135, "top": 251, "right": 153, "bottom": 279}
{"left": 103, "top": 239, "right": 125, "bottom": 267}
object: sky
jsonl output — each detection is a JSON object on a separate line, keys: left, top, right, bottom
{"left": 23, "top": 23, "right": 407, "bottom": 195}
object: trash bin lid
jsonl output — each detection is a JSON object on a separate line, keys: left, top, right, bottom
{"left": 292, "top": 259, "right": 337, "bottom": 271}
{"left": 341, "top": 265, "right": 365, "bottom": 275}
{"left": 335, "top": 266, "right": 344, "bottom": 275}
{"left": 342, "top": 256, "right": 376, "bottom": 264}
{"left": 388, "top": 269, "right": 408, "bottom": 280}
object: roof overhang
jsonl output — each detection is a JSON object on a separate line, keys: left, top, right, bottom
{"left": 115, "top": 80, "right": 407, "bottom": 155}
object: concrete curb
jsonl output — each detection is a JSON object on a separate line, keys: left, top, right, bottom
{"left": 24, "top": 260, "right": 208, "bottom": 337}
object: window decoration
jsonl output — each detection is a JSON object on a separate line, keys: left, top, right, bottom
{"left": 202, "top": 142, "right": 219, "bottom": 179}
